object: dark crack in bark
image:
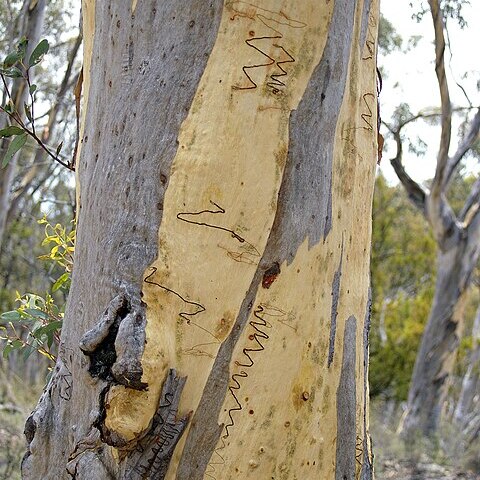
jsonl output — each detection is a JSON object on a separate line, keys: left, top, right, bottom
{"left": 79, "top": 293, "right": 147, "bottom": 390}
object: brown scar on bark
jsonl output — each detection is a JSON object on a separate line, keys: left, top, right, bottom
{"left": 79, "top": 292, "right": 147, "bottom": 390}
{"left": 262, "top": 261, "right": 281, "bottom": 288}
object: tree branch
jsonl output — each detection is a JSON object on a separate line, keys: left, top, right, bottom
{"left": 444, "top": 108, "right": 480, "bottom": 187}
{"left": 460, "top": 176, "right": 480, "bottom": 225}
{"left": 429, "top": 0, "right": 452, "bottom": 194}
{"left": 383, "top": 122, "right": 427, "bottom": 212}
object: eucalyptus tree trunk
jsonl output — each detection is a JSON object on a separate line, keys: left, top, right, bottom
{"left": 22, "top": 1, "right": 379, "bottom": 479}
{"left": 401, "top": 234, "right": 480, "bottom": 435}
{"left": 0, "top": 0, "right": 46, "bottom": 248}
{"left": 386, "top": 0, "right": 480, "bottom": 437}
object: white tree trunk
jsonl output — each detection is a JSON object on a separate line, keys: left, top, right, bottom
{"left": 22, "top": 1, "right": 379, "bottom": 478}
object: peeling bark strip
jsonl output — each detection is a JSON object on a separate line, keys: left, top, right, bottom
{"left": 120, "top": 370, "right": 190, "bottom": 480}
{"left": 176, "top": 269, "right": 262, "bottom": 480}
{"left": 336, "top": 316, "right": 357, "bottom": 480}
{"left": 359, "top": 0, "right": 373, "bottom": 50}
{"left": 328, "top": 240, "right": 344, "bottom": 367}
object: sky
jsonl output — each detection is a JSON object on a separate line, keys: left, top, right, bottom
{"left": 378, "top": 1, "right": 480, "bottom": 185}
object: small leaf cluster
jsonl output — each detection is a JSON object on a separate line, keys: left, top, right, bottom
{"left": 0, "top": 293, "right": 62, "bottom": 363}
{"left": 0, "top": 37, "right": 71, "bottom": 170}
{"left": 37, "top": 215, "right": 75, "bottom": 289}
{"left": 0, "top": 216, "right": 75, "bottom": 365}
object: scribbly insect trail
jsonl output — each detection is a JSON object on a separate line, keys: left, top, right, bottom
{"left": 217, "top": 242, "right": 260, "bottom": 266}
{"left": 146, "top": 202, "right": 258, "bottom": 356}
{"left": 205, "top": 304, "right": 290, "bottom": 480}
{"left": 343, "top": 92, "right": 376, "bottom": 140}
{"left": 233, "top": 36, "right": 295, "bottom": 94}
{"left": 58, "top": 344, "right": 74, "bottom": 401}
{"left": 130, "top": 392, "right": 179, "bottom": 477}
{"left": 355, "top": 434, "right": 363, "bottom": 467}
{"left": 177, "top": 201, "right": 245, "bottom": 242}
{"left": 229, "top": 1, "right": 306, "bottom": 94}
{"left": 360, "top": 93, "right": 375, "bottom": 131}
{"left": 144, "top": 267, "right": 220, "bottom": 358}
{"left": 177, "top": 200, "right": 259, "bottom": 265}
{"left": 362, "top": 12, "right": 377, "bottom": 61}
{"left": 229, "top": 1, "right": 307, "bottom": 36}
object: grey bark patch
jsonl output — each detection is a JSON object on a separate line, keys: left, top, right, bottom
{"left": 79, "top": 294, "right": 126, "bottom": 353}
{"left": 359, "top": 0, "right": 372, "bottom": 50}
{"left": 328, "top": 240, "right": 344, "bottom": 367}
{"left": 336, "top": 315, "right": 357, "bottom": 480}
{"left": 120, "top": 370, "right": 190, "bottom": 480}
{"left": 79, "top": 293, "right": 147, "bottom": 390}
{"left": 361, "top": 289, "right": 373, "bottom": 479}
{"left": 263, "top": 0, "right": 358, "bottom": 264}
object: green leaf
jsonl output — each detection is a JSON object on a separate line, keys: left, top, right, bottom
{"left": 3, "top": 52, "right": 22, "bottom": 68}
{"left": 52, "top": 272, "right": 69, "bottom": 293}
{"left": 2, "top": 133, "right": 27, "bottom": 168}
{"left": 3, "top": 344, "right": 13, "bottom": 359}
{"left": 0, "top": 310, "right": 22, "bottom": 321}
{"left": 24, "top": 308, "right": 49, "bottom": 320}
{"left": 29, "top": 84, "right": 37, "bottom": 94}
{"left": 16, "top": 37, "right": 28, "bottom": 59}
{"left": 3, "top": 100, "right": 14, "bottom": 113}
{"left": 28, "top": 39, "right": 49, "bottom": 67}
{"left": 0, "top": 66, "right": 23, "bottom": 78}
{"left": 34, "top": 321, "right": 62, "bottom": 342}
{"left": 22, "top": 345, "right": 35, "bottom": 361}
{"left": 0, "top": 126, "right": 24, "bottom": 137}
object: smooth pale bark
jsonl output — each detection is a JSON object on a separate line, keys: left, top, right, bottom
{"left": 0, "top": 0, "right": 46, "bottom": 248}
{"left": 22, "top": 1, "right": 379, "bottom": 479}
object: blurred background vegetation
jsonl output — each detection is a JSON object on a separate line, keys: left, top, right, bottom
{"left": 0, "top": 1, "right": 479, "bottom": 479}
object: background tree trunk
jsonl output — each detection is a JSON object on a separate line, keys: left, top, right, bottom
{"left": 454, "top": 301, "right": 480, "bottom": 430}
{"left": 386, "top": 0, "right": 480, "bottom": 438}
{"left": 0, "top": 0, "right": 46, "bottom": 248}
{"left": 22, "top": 1, "right": 379, "bottom": 479}
{"left": 401, "top": 237, "right": 480, "bottom": 435}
